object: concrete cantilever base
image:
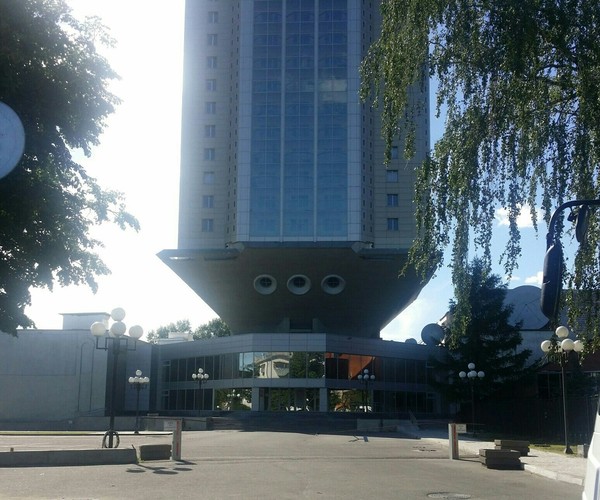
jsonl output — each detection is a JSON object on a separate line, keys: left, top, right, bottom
{"left": 0, "top": 448, "right": 137, "bottom": 467}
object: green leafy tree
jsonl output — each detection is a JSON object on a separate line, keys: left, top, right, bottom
{"left": 0, "top": 0, "right": 138, "bottom": 334}
{"left": 146, "top": 319, "right": 193, "bottom": 344}
{"left": 360, "top": 0, "right": 600, "bottom": 346}
{"left": 146, "top": 318, "right": 231, "bottom": 344}
{"left": 193, "top": 318, "right": 231, "bottom": 339}
{"left": 429, "top": 259, "right": 532, "bottom": 404}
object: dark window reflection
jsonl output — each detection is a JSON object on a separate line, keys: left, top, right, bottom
{"left": 160, "top": 349, "right": 433, "bottom": 413}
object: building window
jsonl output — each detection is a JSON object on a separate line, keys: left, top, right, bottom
{"left": 205, "top": 125, "right": 216, "bottom": 138}
{"left": 203, "top": 172, "right": 215, "bottom": 185}
{"left": 204, "top": 148, "right": 216, "bottom": 160}
{"left": 202, "top": 195, "right": 214, "bottom": 208}
{"left": 387, "top": 218, "right": 399, "bottom": 231}
{"left": 387, "top": 194, "right": 399, "bottom": 207}
{"left": 391, "top": 146, "right": 399, "bottom": 160}
{"left": 386, "top": 170, "right": 399, "bottom": 182}
{"left": 207, "top": 56, "right": 217, "bottom": 69}
{"left": 202, "top": 219, "right": 214, "bottom": 232}
{"left": 207, "top": 33, "right": 218, "bottom": 46}
{"left": 206, "top": 79, "right": 217, "bottom": 91}
{"left": 205, "top": 102, "right": 216, "bottom": 114}
{"left": 208, "top": 11, "right": 218, "bottom": 23}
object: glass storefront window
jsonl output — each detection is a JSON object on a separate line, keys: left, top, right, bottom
{"left": 215, "top": 389, "right": 252, "bottom": 411}
{"left": 239, "top": 352, "right": 254, "bottom": 379}
{"left": 264, "top": 388, "right": 319, "bottom": 411}
{"left": 307, "top": 352, "right": 324, "bottom": 378}
{"left": 328, "top": 389, "right": 362, "bottom": 412}
{"left": 220, "top": 353, "right": 237, "bottom": 379}
{"left": 160, "top": 350, "right": 437, "bottom": 414}
{"left": 254, "top": 352, "right": 269, "bottom": 378}
{"left": 289, "top": 352, "right": 307, "bottom": 378}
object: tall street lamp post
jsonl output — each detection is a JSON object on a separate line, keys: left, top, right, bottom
{"left": 192, "top": 368, "right": 210, "bottom": 415}
{"left": 540, "top": 325, "right": 584, "bottom": 454}
{"left": 459, "top": 363, "right": 485, "bottom": 434}
{"left": 228, "top": 392, "right": 241, "bottom": 411}
{"left": 128, "top": 369, "right": 150, "bottom": 434}
{"left": 90, "top": 308, "right": 143, "bottom": 448}
{"left": 358, "top": 368, "right": 375, "bottom": 412}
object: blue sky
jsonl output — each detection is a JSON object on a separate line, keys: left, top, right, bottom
{"left": 24, "top": 1, "right": 552, "bottom": 341}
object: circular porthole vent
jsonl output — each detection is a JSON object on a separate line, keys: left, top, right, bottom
{"left": 321, "top": 275, "right": 346, "bottom": 295}
{"left": 287, "top": 274, "right": 311, "bottom": 295}
{"left": 253, "top": 274, "right": 277, "bottom": 295}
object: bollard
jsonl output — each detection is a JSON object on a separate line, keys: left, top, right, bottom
{"left": 449, "top": 423, "right": 459, "bottom": 460}
{"left": 171, "top": 419, "right": 182, "bottom": 461}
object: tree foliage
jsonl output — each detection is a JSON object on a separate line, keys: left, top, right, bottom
{"left": 0, "top": 0, "right": 139, "bottom": 334}
{"left": 146, "top": 318, "right": 231, "bottom": 344}
{"left": 146, "top": 319, "right": 193, "bottom": 344}
{"left": 429, "top": 259, "right": 532, "bottom": 404}
{"left": 360, "top": 0, "right": 600, "bottom": 347}
{"left": 194, "top": 318, "right": 231, "bottom": 340}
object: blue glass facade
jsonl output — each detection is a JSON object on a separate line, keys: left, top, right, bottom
{"left": 250, "top": 0, "right": 348, "bottom": 238}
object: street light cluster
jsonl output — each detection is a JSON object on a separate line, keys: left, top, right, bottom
{"left": 459, "top": 362, "right": 485, "bottom": 434}
{"left": 129, "top": 370, "right": 150, "bottom": 386}
{"left": 192, "top": 368, "right": 210, "bottom": 383}
{"left": 358, "top": 368, "right": 375, "bottom": 412}
{"left": 540, "top": 325, "right": 583, "bottom": 455}
{"left": 458, "top": 363, "right": 485, "bottom": 381}
{"left": 192, "top": 368, "right": 210, "bottom": 415}
{"left": 540, "top": 325, "right": 584, "bottom": 356}
{"left": 89, "top": 307, "right": 144, "bottom": 448}
{"left": 129, "top": 369, "right": 150, "bottom": 434}
{"left": 90, "top": 307, "right": 143, "bottom": 343}
{"left": 357, "top": 368, "right": 375, "bottom": 383}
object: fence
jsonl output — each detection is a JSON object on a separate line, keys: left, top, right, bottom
{"left": 473, "top": 395, "right": 599, "bottom": 444}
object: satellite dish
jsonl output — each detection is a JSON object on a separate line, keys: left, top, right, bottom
{"left": 504, "top": 285, "right": 548, "bottom": 329}
{"left": 405, "top": 338, "right": 418, "bottom": 344}
{"left": 421, "top": 323, "right": 444, "bottom": 345}
{"left": 0, "top": 102, "right": 25, "bottom": 179}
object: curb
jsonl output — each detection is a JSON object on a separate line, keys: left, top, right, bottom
{"left": 523, "top": 463, "right": 584, "bottom": 486}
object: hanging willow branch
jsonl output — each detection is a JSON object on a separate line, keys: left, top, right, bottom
{"left": 360, "top": 0, "right": 600, "bottom": 348}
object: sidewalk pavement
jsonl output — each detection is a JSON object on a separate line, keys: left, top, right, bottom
{"left": 419, "top": 429, "right": 587, "bottom": 486}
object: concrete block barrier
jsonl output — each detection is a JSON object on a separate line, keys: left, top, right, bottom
{"left": 0, "top": 448, "right": 137, "bottom": 467}
{"left": 494, "top": 439, "right": 530, "bottom": 456}
{"left": 479, "top": 448, "right": 522, "bottom": 470}
{"left": 138, "top": 444, "right": 172, "bottom": 461}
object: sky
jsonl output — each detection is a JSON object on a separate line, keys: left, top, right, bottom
{"left": 24, "top": 0, "right": 551, "bottom": 342}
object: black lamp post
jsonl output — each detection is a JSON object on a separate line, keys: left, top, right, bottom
{"left": 128, "top": 369, "right": 150, "bottom": 434}
{"left": 357, "top": 368, "right": 375, "bottom": 412}
{"left": 228, "top": 392, "right": 241, "bottom": 410}
{"left": 459, "top": 362, "right": 485, "bottom": 434}
{"left": 90, "top": 308, "right": 143, "bottom": 448}
{"left": 541, "top": 325, "right": 584, "bottom": 454}
{"left": 192, "top": 368, "right": 210, "bottom": 415}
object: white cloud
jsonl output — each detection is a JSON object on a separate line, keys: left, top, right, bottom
{"left": 525, "top": 271, "right": 544, "bottom": 286}
{"left": 495, "top": 206, "right": 539, "bottom": 228}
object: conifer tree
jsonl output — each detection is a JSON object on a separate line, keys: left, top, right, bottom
{"left": 430, "top": 258, "right": 532, "bottom": 404}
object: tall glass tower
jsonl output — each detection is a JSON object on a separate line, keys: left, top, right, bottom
{"left": 160, "top": 0, "right": 429, "bottom": 338}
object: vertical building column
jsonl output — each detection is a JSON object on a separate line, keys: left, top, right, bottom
{"left": 319, "top": 387, "right": 328, "bottom": 412}
{"left": 251, "top": 386, "right": 261, "bottom": 411}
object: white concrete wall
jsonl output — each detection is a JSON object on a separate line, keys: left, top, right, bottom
{"left": 0, "top": 330, "right": 108, "bottom": 421}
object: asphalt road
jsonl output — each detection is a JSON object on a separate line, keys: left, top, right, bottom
{"left": 0, "top": 431, "right": 582, "bottom": 499}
